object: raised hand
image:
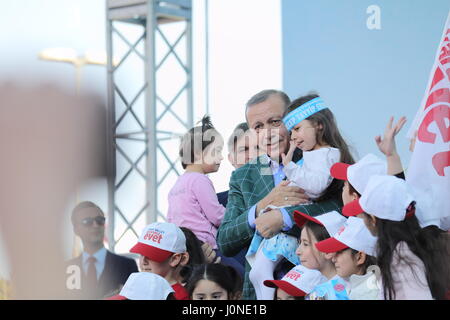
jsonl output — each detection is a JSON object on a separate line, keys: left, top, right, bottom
{"left": 375, "top": 116, "right": 407, "bottom": 157}
{"left": 375, "top": 116, "right": 407, "bottom": 175}
{"left": 281, "top": 139, "right": 297, "bottom": 167}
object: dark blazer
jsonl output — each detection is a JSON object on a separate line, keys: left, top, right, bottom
{"left": 217, "top": 190, "right": 229, "bottom": 208}
{"left": 66, "top": 250, "right": 138, "bottom": 299}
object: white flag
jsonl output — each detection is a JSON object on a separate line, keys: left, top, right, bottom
{"left": 406, "top": 12, "right": 450, "bottom": 230}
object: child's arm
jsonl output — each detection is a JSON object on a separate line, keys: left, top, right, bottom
{"left": 192, "top": 175, "right": 225, "bottom": 227}
{"left": 281, "top": 139, "right": 297, "bottom": 167}
{"left": 283, "top": 148, "right": 340, "bottom": 198}
{"left": 375, "top": 116, "right": 407, "bottom": 175}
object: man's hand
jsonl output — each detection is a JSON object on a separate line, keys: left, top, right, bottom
{"left": 255, "top": 209, "right": 284, "bottom": 238}
{"left": 256, "top": 180, "right": 309, "bottom": 214}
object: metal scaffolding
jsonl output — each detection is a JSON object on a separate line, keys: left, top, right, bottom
{"left": 106, "top": 0, "right": 193, "bottom": 253}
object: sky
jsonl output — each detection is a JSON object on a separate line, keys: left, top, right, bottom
{"left": 0, "top": 0, "right": 282, "bottom": 277}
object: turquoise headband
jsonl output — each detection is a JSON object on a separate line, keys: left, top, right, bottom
{"left": 282, "top": 97, "right": 328, "bottom": 131}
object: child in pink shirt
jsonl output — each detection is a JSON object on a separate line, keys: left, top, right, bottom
{"left": 167, "top": 115, "right": 225, "bottom": 250}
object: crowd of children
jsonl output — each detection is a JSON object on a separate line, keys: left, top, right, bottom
{"left": 103, "top": 91, "right": 449, "bottom": 301}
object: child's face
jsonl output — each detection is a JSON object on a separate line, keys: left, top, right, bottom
{"left": 202, "top": 136, "right": 224, "bottom": 174}
{"left": 296, "top": 228, "right": 327, "bottom": 270}
{"left": 191, "top": 279, "right": 228, "bottom": 300}
{"left": 139, "top": 255, "right": 173, "bottom": 278}
{"left": 276, "top": 288, "right": 297, "bottom": 300}
{"left": 342, "top": 181, "right": 358, "bottom": 205}
{"left": 331, "top": 248, "right": 363, "bottom": 278}
{"left": 290, "top": 119, "right": 319, "bottom": 151}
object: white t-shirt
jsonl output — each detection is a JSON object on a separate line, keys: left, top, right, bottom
{"left": 283, "top": 147, "right": 341, "bottom": 199}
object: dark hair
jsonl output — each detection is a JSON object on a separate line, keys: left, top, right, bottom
{"left": 374, "top": 210, "right": 450, "bottom": 300}
{"left": 245, "top": 89, "right": 291, "bottom": 121}
{"left": 304, "top": 220, "right": 331, "bottom": 243}
{"left": 274, "top": 288, "right": 305, "bottom": 300}
{"left": 71, "top": 201, "right": 103, "bottom": 225}
{"left": 342, "top": 248, "right": 377, "bottom": 275}
{"left": 287, "top": 93, "right": 355, "bottom": 201}
{"left": 179, "top": 115, "right": 220, "bottom": 169}
{"left": 179, "top": 227, "right": 206, "bottom": 283}
{"left": 227, "top": 122, "right": 249, "bottom": 152}
{"left": 348, "top": 182, "right": 361, "bottom": 198}
{"left": 186, "top": 263, "right": 243, "bottom": 300}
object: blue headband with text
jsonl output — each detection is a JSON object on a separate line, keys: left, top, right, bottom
{"left": 282, "top": 97, "right": 328, "bottom": 131}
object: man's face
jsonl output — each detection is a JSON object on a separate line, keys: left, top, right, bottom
{"left": 73, "top": 207, "right": 105, "bottom": 246}
{"left": 228, "top": 130, "right": 259, "bottom": 169}
{"left": 246, "top": 95, "right": 289, "bottom": 161}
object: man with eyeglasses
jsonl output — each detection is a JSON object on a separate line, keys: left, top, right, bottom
{"left": 67, "top": 201, "right": 138, "bottom": 299}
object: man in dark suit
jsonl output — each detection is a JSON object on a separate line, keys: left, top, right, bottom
{"left": 66, "top": 201, "right": 138, "bottom": 299}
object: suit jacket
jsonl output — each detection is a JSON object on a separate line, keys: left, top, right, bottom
{"left": 217, "top": 154, "right": 343, "bottom": 300}
{"left": 217, "top": 190, "right": 229, "bottom": 208}
{"left": 66, "top": 250, "right": 138, "bottom": 299}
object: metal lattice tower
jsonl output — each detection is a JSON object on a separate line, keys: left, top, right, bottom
{"left": 106, "top": 0, "right": 193, "bottom": 253}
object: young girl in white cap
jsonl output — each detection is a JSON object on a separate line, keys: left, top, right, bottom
{"left": 294, "top": 210, "right": 349, "bottom": 299}
{"left": 343, "top": 175, "right": 450, "bottom": 300}
{"left": 315, "top": 217, "right": 380, "bottom": 300}
{"left": 247, "top": 93, "right": 354, "bottom": 300}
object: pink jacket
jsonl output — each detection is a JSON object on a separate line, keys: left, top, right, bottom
{"left": 167, "top": 172, "right": 225, "bottom": 249}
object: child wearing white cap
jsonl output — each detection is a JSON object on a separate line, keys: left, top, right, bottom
{"left": 342, "top": 175, "right": 449, "bottom": 300}
{"left": 294, "top": 210, "right": 346, "bottom": 279}
{"left": 264, "top": 265, "right": 327, "bottom": 300}
{"left": 130, "top": 222, "right": 190, "bottom": 300}
{"left": 294, "top": 210, "right": 351, "bottom": 300}
{"left": 315, "top": 217, "right": 380, "bottom": 300}
{"left": 107, "top": 272, "right": 175, "bottom": 300}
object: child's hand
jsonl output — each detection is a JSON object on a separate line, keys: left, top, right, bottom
{"left": 281, "top": 139, "right": 297, "bottom": 166}
{"left": 375, "top": 116, "right": 407, "bottom": 157}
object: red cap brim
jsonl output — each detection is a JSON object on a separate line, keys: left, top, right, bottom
{"left": 293, "top": 210, "right": 323, "bottom": 228}
{"left": 263, "top": 280, "right": 307, "bottom": 297}
{"left": 342, "top": 199, "right": 364, "bottom": 217}
{"left": 330, "top": 163, "right": 350, "bottom": 181}
{"left": 315, "top": 237, "right": 348, "bottom": 253}
{"left": 130, "top": 242, "right": 173, "bottom": 262}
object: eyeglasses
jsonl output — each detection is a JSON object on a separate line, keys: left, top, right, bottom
{"left": 81, "top": 216, "right": 106, "bottom": 226}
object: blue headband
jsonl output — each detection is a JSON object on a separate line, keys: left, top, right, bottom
{"left": 282, "top": 97, "right": 328, "bottom": 131}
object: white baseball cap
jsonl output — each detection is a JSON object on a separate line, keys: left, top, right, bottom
{"left": 109, "top": 272, "right": 174, "bottom": 300}
{"left": 342, "top": 175, "right": 415, "bottom": 222}
{"left": 330, "top": 153, "right": 387, "bottom": 194}
{"left": 264, "top": 265, "right": 327, "bottom": 297}
{"left": 294, "top": 210, "right": 347, "bottom": 237}
{"left": 315, "top": 217, "right": 378, "bottom": 257}
{"left": 130, "top": 222, "right": 187, "bottom": 262}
